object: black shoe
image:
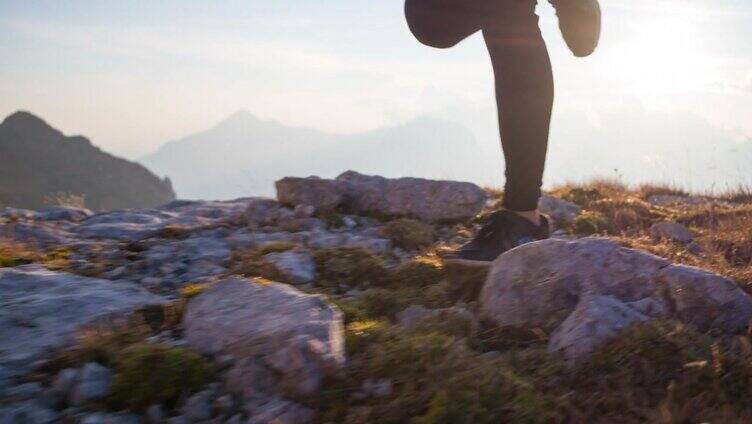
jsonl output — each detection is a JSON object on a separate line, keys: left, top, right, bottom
{"left": 444, "top": 210, "right": 550, "bottom": 266}
{"left": 550, "top": 0, "right": 601, "bottom": 57}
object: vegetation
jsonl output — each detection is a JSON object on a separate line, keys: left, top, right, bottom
{"left": 380, "top": 218, "right": 435, "bottom": 250}
{"left": 230, "top": 241, "right": 299, "bottom": 282}
{"left": 313, "top": 247, "right": 388, "bottom": 291}
{"left": 110, "top": 343, "right": 213, "bottom": 410}
{"left": 0, "top": 239, "right": 71, "bottom": 270}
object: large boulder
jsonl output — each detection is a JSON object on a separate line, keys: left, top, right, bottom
{"left": 480, "top": 237, "right": 752, "bottom": 360}
{"left": 275, "top": 171, "right": 487, "bottom": 223}
{"left": 184, "top": 277, "right": 345, "bottom": 395}
{"left": 0, "top": 265, "right": 164, "bottom": 374}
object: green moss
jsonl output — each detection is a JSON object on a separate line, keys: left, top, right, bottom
{"left": 345, "top": 320, "right": 392, "bottom": 355}
{"left": 155, "top": 225, "right": 191, "bottom": 240}
{"left": 180, "top": 283, "right": 209, "bottom": 299}
{"left": 316, "top": 208, "right": 345, "bottom": 228}
{"left": 230, "top": 242, "right": 298, "bottom": 283}
{"left": 561, "top": 187, "right": 604, "bottom": 207}
{"left": 571, "top": 210, "right": 609, "bottom": 235}
{"left": 313, "top": 247, "right": 387, "bottom": 291}
{"left": 386, "top": 259, "right": 445, "bottom": 289}
{"left": 253, "top": 241, "right": 297, "bottom": 256}
{"left": 110, "top": 343, "right": 213, "bottom": 410}
{"left": 0, "top": 241, "right": 39, "bottom": 267}
{"left": 356, "top": 332, "right": 555, "bottom": 423}
{"left": 380, "top": 219, "right": 435, "bottom": 250}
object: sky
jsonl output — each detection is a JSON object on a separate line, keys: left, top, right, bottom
{"left": 1, "top": 0, "right": 752, "bottom": 186}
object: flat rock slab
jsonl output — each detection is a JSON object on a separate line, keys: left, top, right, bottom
{"left": 0, "top": 265, "right": 164, "bottom": 374}
{"left": 480, "top": 237, "right": 752, "bottom": 360}
{"left": 276, "top": 171, "right": 487, "bottom": 223}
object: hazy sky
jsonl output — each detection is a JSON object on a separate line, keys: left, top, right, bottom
{"left": 2, "top": 0, "right": 751, "bottom": 162}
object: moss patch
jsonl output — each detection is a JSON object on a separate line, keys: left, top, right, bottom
{"left": 380, "top": 219, "right": 435, "bottom": 250}
{"left": 110, "top": 343, "right": 213, "bottom": 410}
{"left": 313, "top": 247, "right": 387, "bottom": 291}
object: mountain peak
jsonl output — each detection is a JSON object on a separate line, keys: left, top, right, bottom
{"left": 1, "top": 110, "right": 63, "bottom": 141}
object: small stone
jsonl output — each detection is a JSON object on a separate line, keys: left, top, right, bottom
{"left": 213, "top": 394, "right": 237, "bottom": 418}
{"left": 52, "top": 368, "right": 80, "bottom": 397}
{"left": 650, "top": 221, "right": 694, "bottom": 243}
{"left": 538, "top": 195, "right": 581, "bottom": 224}
{"left": 180, "top": 389, "right": 214, "bottom": 422}
{"left": 146, "top": 404, "right": 166, "bottom": 423}
{"left": 262, "top": 249, "right": 316, "bottom": 285}
{"left": 293, "top": 204, "right": 316, "bottom": 219}
{"left": 224, "top": 414, "right": 244, "bottom": 424}
{"left": 71, "top": 363, "right": 111, "bottom": 406}
{"left": 245, "top": 396, "right": 315, "bottom": 424}
{"left": 362, "top": 378, "right": 393, "bottom": 398}
{"left": 0, "top": 401, "right": 58, "bottom": 424}
{"left": 482, "top": 351, "right": 502, "bottom": 360}
{"left": 3, "top": 382, "right": 43, "bottom": 400}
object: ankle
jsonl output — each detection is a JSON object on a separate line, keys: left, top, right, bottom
{"left": 509, "top": 209, "right": 541, "bottom": 226}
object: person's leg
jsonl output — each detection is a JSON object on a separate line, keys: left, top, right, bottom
{"left": 483, "top": 0, "right": 553, "bottom": 225}
{"left": 404, "top": 0, "right": 482, "bottom": 49}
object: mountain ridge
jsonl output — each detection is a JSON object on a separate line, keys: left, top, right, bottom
{"left": 0, "top": 111, "right": 175, "bottom": 210}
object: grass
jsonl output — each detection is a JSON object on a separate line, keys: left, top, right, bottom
{"left": 110, "top": 343, "right": 213, "bottom": 410}
{"left": 229, "top": 241, "right": 299, "bottom": 282}
{"left": 380, "top": 218, "right": 435, "bottom": 251}
{"left": 0, "top": 239, "right": 72, "bottom": 270}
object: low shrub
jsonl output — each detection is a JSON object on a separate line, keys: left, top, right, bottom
{"left": 0, "top": 240, "right": 39, "bottom": 267}
{"left": 110, "top": 343, "right": 213, "bottom": 410}
{"left": 313, "top": 247, "right": 387, "bottom": 290}
{"left": 380, "top": 218, "right": 435, "bottom": 250}
{"left": 571, "top": 210, "right": 609, "bottom": 235}
{"left": 385, "top": 258, "right": 445, "bottom": 289}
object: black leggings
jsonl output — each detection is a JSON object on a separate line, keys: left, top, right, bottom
{"left": 405, "top": 0, "right": 553, "bottom": 211}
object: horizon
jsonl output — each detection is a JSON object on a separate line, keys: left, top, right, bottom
{"left": 2, "top": 1, "right": 752, "bottom": 196}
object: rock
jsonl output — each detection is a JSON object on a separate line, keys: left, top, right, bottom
{"left": 361, "top": 378, "right": 393, "bottom": 398}
{"left": 650, "top": 221, "right": 694, "bottom": 243}
{"left": 36, "top": 206, "right": 93, "bottom": 222}
{"left": 180, "top": 389, "right": 214, "bottom": 422}
{"left": 184, "top": 277, "right": 345, "bottom": 393}
{"left": 538, "top": 195, "right": 581, "bottom": 224}
{"left": 397, "top": 305, "right": 477, "bottom": 334}
{"left": 338, "top": 171, "right": 487, "bottom": 223}
{"left": 276, "top": 171, "right": 487, "bottom": 223}
{"left": 0, "top": 265, "right": 164, "bottom": 375}
{"left": 1, "top": 382, "right": 43, "bottom": 401}
{"left": 145, "top": 404, "right": 166, "bottom": 424}
{"left": 262, "top": 249, "right": 316, "bottom": 285}
{"left": 225, "top": 414, "right": 244, "bottom": 424}
{"left": 276, "top": 177, "right": 348, "bottom": 210}
{"left": 224, "top": 358, "right": 277, "bottom": 399}
{"left": 244, "top": 198, "right": 283, "bottom": 229}
{"left": 549, "top": 296, "right": 649, "bottom": 360}
{"left": 264, "top": 335, "right": 328, "bottom": 396}
{"left": 213, "top": 394, "right": 237, "bottom": 418}
{"left": 245, "top": 396, "right": 315, "bottom": 424}
{"left": 0, "top": 401, "right": 58, "bottom": 424}
{"left": 480, "top": 237, "right": 752, "bottom": 360}
{"left": 75, "top": 211, "right": 169, "bottom": 241}
{"left": 646, "top": 194, "right": 727, "bottom": 209}
{"left": 71, "top": 363, "right": 111, "bottom": 406}
{"left": 79, "top": 412, "right": 142, "bottom": 424}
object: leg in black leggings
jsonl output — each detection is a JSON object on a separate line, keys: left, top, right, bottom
{"left": 405, "top": 0, "right": 553, "bottom": 212}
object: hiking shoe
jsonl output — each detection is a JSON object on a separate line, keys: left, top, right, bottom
{"left": 550, "top": 0, "right": 601, "bottom": 57}
{"left": 444, "top": 210, "right": 550, "bottom": 266}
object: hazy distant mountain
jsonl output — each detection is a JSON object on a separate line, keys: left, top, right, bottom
{"left": 142, "top": 111, "right": 497, "bottom": 200}
{"left": 0, "top": 111, "right": 175, "bottom": 210}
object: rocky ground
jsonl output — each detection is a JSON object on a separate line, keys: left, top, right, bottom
{"left": 1, "top": 171, "right": 752, "bottom": 423}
